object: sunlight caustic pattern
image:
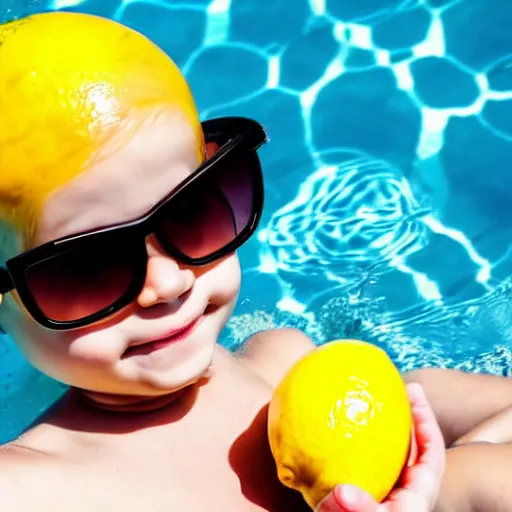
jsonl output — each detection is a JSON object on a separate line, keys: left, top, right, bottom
{"left": 2, "top": 0, "right": 512, "bottom": 442}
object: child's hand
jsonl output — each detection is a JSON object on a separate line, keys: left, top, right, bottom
{"left": 316, "top": 382, "right": 446, "bottom": 512}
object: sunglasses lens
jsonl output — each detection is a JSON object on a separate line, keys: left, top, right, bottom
{"left": 25, "top": 245, "right": 139, "bottom": 323}
{"left": 21, "top": 152, "right": 260, "bottom": 324}
{"left": 158, "top": 151, "right": 259, "bottom": 260}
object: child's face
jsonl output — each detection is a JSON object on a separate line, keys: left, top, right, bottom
{"left": 1, "top": 111, "right": 245, "bottom": 397}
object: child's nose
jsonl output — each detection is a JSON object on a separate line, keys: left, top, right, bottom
{"left": 136, "top": 235, "right": 195, "bottom": 308}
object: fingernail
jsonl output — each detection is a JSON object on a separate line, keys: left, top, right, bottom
{"left": 408, "top": 382, "right": 425, "bottom": 401}
{"left": 409, "top": 382, "right": 422, "bottom": 393}
{"left": 336, "top": 485, "right": 359, "bottom": 507}
{"left": 415, "top": 383, "right": 425, "bottom": 397}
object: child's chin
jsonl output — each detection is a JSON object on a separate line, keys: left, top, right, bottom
{"left": 146, "top": 368, "right": 208, "bottom": 394}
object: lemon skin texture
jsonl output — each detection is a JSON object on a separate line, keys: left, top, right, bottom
{"left": 268, "top": 339, "right": 412, "bottom": 509}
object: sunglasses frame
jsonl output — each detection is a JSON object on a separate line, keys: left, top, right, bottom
{"left": 0, "top": 116, "right": 267, "bottom": 330}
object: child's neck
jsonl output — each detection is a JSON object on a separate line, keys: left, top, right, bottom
{"left": 72, "top": 359, "right": 218, "bottom": 414}
{"left": 38, "top": 350, "right": 232, "bottom": 438}
{"left": 37, "top": 381, "right": 205, "bottom": 440}
{"left": 76, "top": 386, "right": 191, "bottom": 413}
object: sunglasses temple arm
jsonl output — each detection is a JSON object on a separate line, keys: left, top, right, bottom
{"left": 0, "top": 267, "right": 14, "bottom": 294}
{"left": 0, "top": 268, "right": 13, "bottom": 334}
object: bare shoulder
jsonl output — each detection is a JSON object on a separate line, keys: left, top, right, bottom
{"left": 0, "top": 454, "right": 17, "bottom": 511}
{"left": 235, "top": 328, "right": 316, "bottom": 387}
{"left": 0, "top": 473, "right": 18, "bottom": 512}
{"left": 0, "top": 442, "right": 51, "bottom": 510}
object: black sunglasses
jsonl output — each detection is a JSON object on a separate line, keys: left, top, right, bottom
{"left": 0, "top": 116, "right": 267, "bottom": 330}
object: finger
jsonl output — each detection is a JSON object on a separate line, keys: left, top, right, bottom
{"left": 407, "top": 382, "right": 446, "bottom": 475}
{"left": 316, "top": 485, "right": 377, "bottom": 512}
{"left": 401, "top": 383, "right": 446, "bottom": 508}
{"left": 316, "top": 490, "right": 345, "bottom": 512}
{"left": 331, "top": 485, "right": 379, "bottom": 512}
{"left": 406, "top": 424, "right": 418, "bottom": 467}
{"left": 386, "top": 486, "right": 431, "bottom": 512}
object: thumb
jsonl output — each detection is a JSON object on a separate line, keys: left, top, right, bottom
{"left": 317, "top": 485, "right": 379, "bottom": 512}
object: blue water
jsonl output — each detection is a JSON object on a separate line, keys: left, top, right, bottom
{"left": 2, "top": 0, "right": 512, "bottom": 443}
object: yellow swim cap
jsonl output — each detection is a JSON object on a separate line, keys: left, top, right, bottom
{"left": 0, "top": 12, "right": 203, "bottom": 247}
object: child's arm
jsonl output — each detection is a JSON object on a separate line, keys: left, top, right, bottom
{"left": 404, "top": 368, "right": 512, "bottom": 446}
{"left": 454, "top": 405, "right": 512, "bottom": 446}
{"left": 435, "top": 442, "right": 512, "bottom": 512}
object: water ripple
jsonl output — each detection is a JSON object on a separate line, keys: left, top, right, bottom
{"left": 262, "top": 151, "right": 430, "bottom": 289}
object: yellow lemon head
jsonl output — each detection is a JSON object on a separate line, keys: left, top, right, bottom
{"left": 268, "top": 339, "right": 412, "bottom": 509}
{"left": 0, "top": 11, "right": 203, "bottom": 252}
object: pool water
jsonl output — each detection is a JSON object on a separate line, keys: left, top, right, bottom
{"left": 2, "top": 0, "right": 512, "bottom": 443}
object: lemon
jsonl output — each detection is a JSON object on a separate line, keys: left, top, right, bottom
{"left": 0, "top": 12, "right": 202, "bottom": 241}
{"left": 268, "top": 339, "right": 412, "bottom": 509}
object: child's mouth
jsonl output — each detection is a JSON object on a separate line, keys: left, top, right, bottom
{"left": 122, "top": 318, "right": 201, "bottom": 358}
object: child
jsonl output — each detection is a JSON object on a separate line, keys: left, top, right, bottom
{"left": 0, "top": 12, "right": 444, "bottom": 511}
